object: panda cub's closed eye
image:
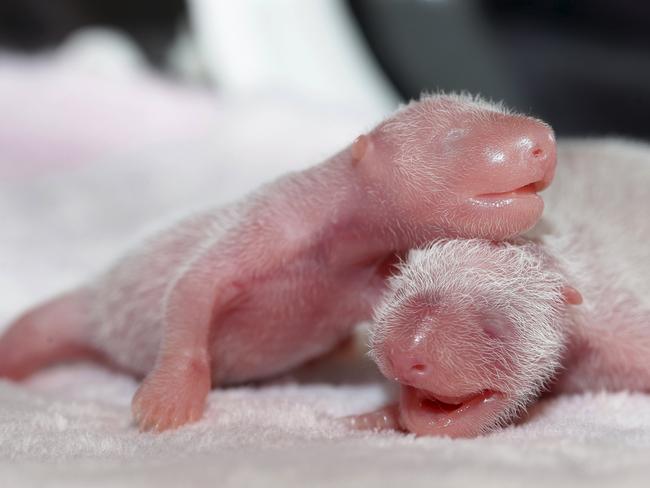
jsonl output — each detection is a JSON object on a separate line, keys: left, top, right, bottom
{"left": 479, "top": 311, "right": 514, "bottom": 341}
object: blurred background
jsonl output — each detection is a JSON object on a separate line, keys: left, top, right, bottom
{"left": 2, "top": 0, "right": 650, "bottom": 317}
{"left": 2, "top": 0, "right": 650, "bottom": 137}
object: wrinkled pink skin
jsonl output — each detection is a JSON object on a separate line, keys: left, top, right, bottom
{"left": 0, "top": 94, "right": 556, "bottom": 432}
{"left": 352, "top": 139, "right": 650, "bottom": 438}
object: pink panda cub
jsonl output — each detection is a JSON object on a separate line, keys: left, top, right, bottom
{"left": 0, "top": 93, "right": 557, "bottom": 432}
{"left": 353, "top": 139, "right": 650, "bottom": 438}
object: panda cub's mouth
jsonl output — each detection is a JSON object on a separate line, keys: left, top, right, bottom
{"left": 475, "top": 180, "right": 547, "bottom": 201}
{"left": 398, "top": 386, "right": 508, "bottom": 438}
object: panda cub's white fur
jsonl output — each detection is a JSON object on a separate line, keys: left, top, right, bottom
{"left": 369, "top": 138, "right": 650, "bottom": 431}
{"left": 370, "top": 239, "right": 568, "bottom": 411}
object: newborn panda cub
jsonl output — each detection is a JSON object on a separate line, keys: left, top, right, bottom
{"left": 357, "top": 239, "right": 579, "bottom": 438}
{"left": 352, "top": 139, "right": 650, "bottom": 438}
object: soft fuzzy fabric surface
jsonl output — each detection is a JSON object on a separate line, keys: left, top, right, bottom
{"left": 2, "top": 51, "right": 650, "bottom": 488}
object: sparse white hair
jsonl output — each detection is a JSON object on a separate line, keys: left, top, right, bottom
{"left": 369, "top": 238, "right": 570, "bottom": 430}
{"left": 415, "top": 91, "right": 514, "bottom": 116}
{"left": 375, "top": 92, "right": 543, "bottom": 201}
{"left": 380, "top": 91, "right": 514, "bottom": 142}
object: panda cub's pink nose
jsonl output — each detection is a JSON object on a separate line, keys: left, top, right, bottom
{"left": 523, "top": 123, "right": 557, "bottom": 191}
{"left": 411, "top": 363, "right": 427, "bottom": 374}
{"left": 389, "top": 354, "right": 432, "bottom": 385}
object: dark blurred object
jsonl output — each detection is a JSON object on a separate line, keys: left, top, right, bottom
{"left": 0, "top": 0, "right": 186, "bottom": 66}
{"left": 349, "top": 0, "right": 650, "bottom": 138}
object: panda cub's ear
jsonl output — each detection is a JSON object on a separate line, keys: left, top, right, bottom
{"left": 562, "top": 285, "right": 583, "bottom": 305}
{"left": 351, "top": 134, "right": 371, "bottom": 164}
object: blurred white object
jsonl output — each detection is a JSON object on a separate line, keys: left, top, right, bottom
{"left": 188, "top": 0, "right": 397, "bottom": 117}
{"left": 56, "top": 28, "right": 147, "bottom": 78}
{"left": 167, "top": 27, "right": 212, "bottom": 83}
{"left": 0, "top": 50, "right": 379, "bottom": 321}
